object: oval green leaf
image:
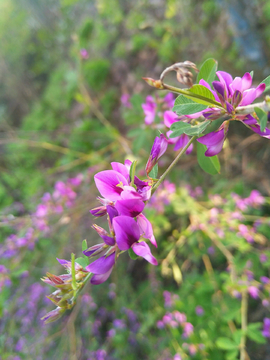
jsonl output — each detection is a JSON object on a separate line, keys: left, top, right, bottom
{"left": 173, "top": 95, "right": 207, "bottom": 115}
{"left": 197, "top": 58, "right": 218, "bottom": 85}
{"left": 197, "top": 142, "right": 220, "bottom": 175}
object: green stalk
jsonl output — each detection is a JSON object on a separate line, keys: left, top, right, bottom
{"left": 151, "top": 136, "right": 196, "bottom": 195}
{"left": 162, "top": 83, "right": 223, "bottom": 108}
{"left": 71, "top": 253, "right": 77, "bottom": 290}
{"left": 240, "top": 289, "right": 248, "bottom": 360}
{"left": 72, "top": 272, "right": 93, "bottom": 304}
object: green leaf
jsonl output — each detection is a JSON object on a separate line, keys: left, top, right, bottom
{"left": 250, "top": 70, "right": 254, "bottom": 79}
{"left": 129, "top": 160, "right": 137, "bottom": 186}
{"left": 260, "top": 75, "right": 270, "bottom": 93}
{"left": 128, "top": 248, "right": 139, "bottom": 260}
{"left": 247, "top": 322, "right": 262, "bottom": 330}
{"left": 197, "top": 142, "right": 220, "bottom": 175}
{"left": 173, "top": 95, "right": 207, "bottom": 115}
{"left": 232, "top": 330, "right": 242, "bottom": 345}
{"left": 184, "top": 121, "right": 211, "bottom": 136}
{"left": 225, "top": 350, "right": 239, "bottom": 360}
{"left": 170, "top": 122, "right": 192, "bottom": 137}
{"left": 197, "top": 58, "right": 218, "bottom": 85}
{"left": 247, "top": 328, "right": 267, "bottom": 344}
{"left": 82, "top": 239, "right": 87, "bottom": 252}
{"left": 75, "top": 257, "right": 89, "bottom": 269}
{"left": 82, "top": 239, "right": 89, "bottom": 261}
{"left": 188, "top": 84, "right": 216, "bottom": 105}
{"left": 71, "top": 253, "right": 77, "bottom": 290}
{"left": 216, "top": 337, "right": 238, "bottom": 350}
{"left": 149, "top": 164, "right": 158, "bottom": 179}
{"left": 254, "top": 107, "right": 268, "bottom": 132}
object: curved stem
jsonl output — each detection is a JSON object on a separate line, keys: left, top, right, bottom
{"left": 151, "top": 136, "right": 196, "bottom": 195}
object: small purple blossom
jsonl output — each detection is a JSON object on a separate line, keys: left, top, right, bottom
{"left": 142, "top": 96, "right": 157, "bottom": 125}
{"left": 121, "top": 93, "right": 131, "bottom": 108}
{"left": 262, "top": 318, "right": 270, "bottom": 338}
{"left": 195, "top": 306, "right": 204, "bottom": 316}
{"left": 248, "top": 286, "right": 259, "bottom": 299}
{"left": 145, "top": 134, "right": 168, "bottom": 175}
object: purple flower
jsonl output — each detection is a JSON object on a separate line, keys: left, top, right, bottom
{"left": 164, "top": 93, "right": 175, "bottom": 108}
{"left": 41, "top": 307, "right": 65, "bottom": 323}
{"left": 197, "top": 71, "right": 268, "bottom": 155}
{"left": 142, "top": 96, "right": 157, "bottom": 125}
{"left": 113, "top": 216, "right": 140, "bottom": 250}
{"left": 260, "top": 254, "right": 268, "bottom": 263}
{"left": 80, "top": 49, "right": 89, "bottom": 59}
{"left": 86, "top": 253, "right": 116, "bottom": 285}
{"left": 164, "top": 111, "right": 193, "bottom": 154}
{"left": 248, "top": 286, "right": 259, "bottom": 299}
{"left": 137, "top": 213, "right": 157, "bottom": 247}
{"left": 262, "top": 318, "right": 270, "bottom": 338}
{"left": 121, "top": 93, "right": 131, "bottom": 108}
{"left": 195, "top": 306, "right": 204, "bottom": 316}
{"left": 115, "top": 198, "right": 145, "bottom": 218}
{"left": 197, "top": 122, "right": 228, "bottom": 157}
{"left": 94, "top": 170, "right": 129, "bottom": 201}
{"left": 183, "top": 322, "right": 194, "bottom": 338}
{"left": 260, "top": 276, "right": 270, "bottom": 284}
{"left": 145, "top": 134, "right": 168, "bottom": 175}
{"left": 132, "top": 241, "right": 158, "bottom": 265}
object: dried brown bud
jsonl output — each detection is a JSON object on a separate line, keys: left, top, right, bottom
{"left": 142, "top": 77, "right": 165, "bottom": 89}
{"left": 159, "top": 61, "right": 199, "bottom": 87}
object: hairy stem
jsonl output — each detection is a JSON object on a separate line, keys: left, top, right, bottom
{"left": 151, "top": 136, "right": 196, "bottom": 195}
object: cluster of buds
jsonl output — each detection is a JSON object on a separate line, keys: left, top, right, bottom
{"left": 41, "top": 258, "right": 88, "bottom": 323}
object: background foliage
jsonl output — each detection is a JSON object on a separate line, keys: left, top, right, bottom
{"left": 1, "top": 0, "right": 270, "bottom": 359}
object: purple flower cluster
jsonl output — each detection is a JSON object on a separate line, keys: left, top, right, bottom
{"left": 0, "top": 281, "right": 50, "bottom": 358}
{"left": 0, "top": 174, "right": 83, "bottom": 261}
{"left": 84, "top": 159, "right": 158, "bottom": 285}
{"left": 197, "top": 72, "right": 269, "bottom": 156}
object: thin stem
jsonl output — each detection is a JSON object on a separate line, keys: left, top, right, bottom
{"left": 151, "top": 136, "right": 196, "bottom": 194}
{"left": 162, "top": 83, "right": 223, "bottom": 109}
{"left": 71, "top": 272, "right": 93, "bottom": 304}
{"left": 205, "top": 229, "right": 236, "bottom": 283}
{"left": 240, "top": 289, "right": 248, "bottom": 360}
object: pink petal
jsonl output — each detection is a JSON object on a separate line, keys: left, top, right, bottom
{"left": 111, "top": 162, "right": 130, "bottom": 179}
{"left": 115, "top": 199, "right": 145, "bottom": 218}
{"left": 132, "top": 241, "right": 158, "bottom": 265}
{"left": 241, "top": 73, "right": 253, "bottom": 91}
{"left": 137, "top": 214, "right": 157, "bottom": 247}
{"left": 94, "top": 170, "right": 128, "bottom": 201}
{"left": 163, "top": 110, "right": 178, "bottom": 127}
{"left": 240, "top": 89, "right": 257, "bottom": 106}
{"left": 197, "top": 130, "right": 225, "bottom": 146}
{"left": 113, "top": 216, "right": 140, "bottom": 250}
{"left": 85, "top": 253, "right": 115, "bottom": 274}
{"left": 91, "top": 267, "right": 114, "bottom": 285}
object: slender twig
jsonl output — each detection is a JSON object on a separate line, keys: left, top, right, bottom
{"left": 151, "top": 136, "right": 196, "bottom": 194}
{"left": 161, "top": 83, "right": 223, "bottom": 108}
{"left": 240, "top": 289, "right": 248, "bottom": 360}
{"left": 205, "top": 229, "right": 236, "bottom": 283}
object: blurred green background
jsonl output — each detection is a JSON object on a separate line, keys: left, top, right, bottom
{"left": 1, "top": 0, "right": 270, "bottom": 359}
